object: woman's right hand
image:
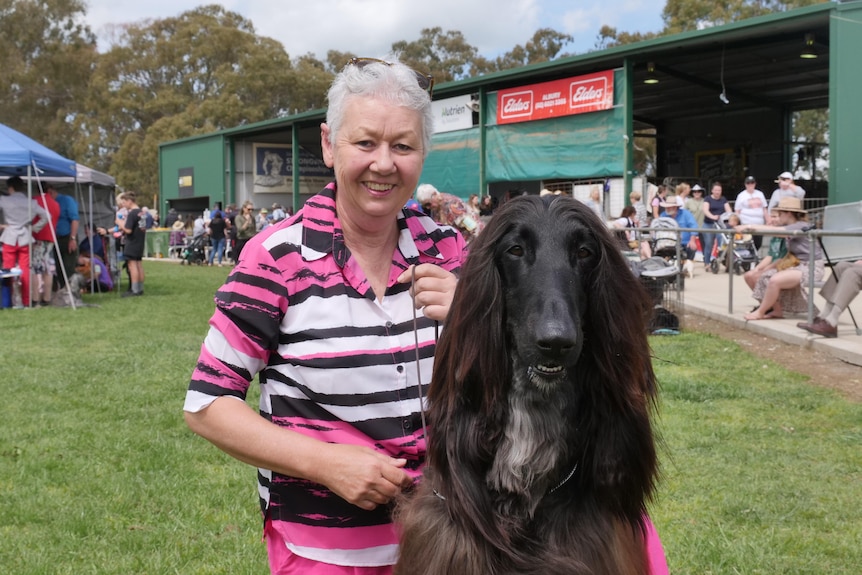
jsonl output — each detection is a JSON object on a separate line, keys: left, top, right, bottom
{"left": 397, "top": 264, "right": 458, "bottom": 322}
{"left": 314, "top": 444, "right": 412, "bottom": 510}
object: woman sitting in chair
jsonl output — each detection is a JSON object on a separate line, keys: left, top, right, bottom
{"left": 739, "top": 197, "right": 824, "bottom": 321}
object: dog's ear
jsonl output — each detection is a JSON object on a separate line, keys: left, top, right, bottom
{"left": 429, "top": 210, "right": 511, "bottom": 419}
{"left": 586, "top": 233, "right": 656, "bottom": 400}
{"left": 567, "top": 209, "right": 658, "bottom": 511}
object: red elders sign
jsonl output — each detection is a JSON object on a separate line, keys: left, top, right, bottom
{"left": 496, "top": 70, "right": 614, "bottom": 125}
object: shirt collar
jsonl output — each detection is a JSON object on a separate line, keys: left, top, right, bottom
{"left": 300, "top": 183, "right": 445, "bottom": 265}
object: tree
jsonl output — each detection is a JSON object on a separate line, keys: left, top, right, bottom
{"left": 792, "top": 109, "right": 829, "bottom": 180}
{"left": 662, "top": 0, "right": 828, "bottom": 34}
{"left": 0, "top": 0, "right": 97, "bottom": 159}
{"left": 594, "top": 26, "right": 658, "bottom": 51}
{"left": 285, "top": 54, "right": 335, "bottom": 113}
{"left": 326, "top": 50, "right": 360, "bottom": 74}
{"left": 71, "top": 5, "right": 304, "bottom": 205}
{"left": 473, "top": 28, "right": 574, "bottom": 75}
{"left": 391, "top": 27, "right": 478, "bottom": 83}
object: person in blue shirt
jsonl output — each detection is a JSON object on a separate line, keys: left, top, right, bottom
{"left": 659, "top": 194, "right": 700, "bottom": 260}
{"left": 404, "top": 198, "right": 423, "bottom": 213}
{"left": 47, "top": 184, "right": 79, "bottom": 289}
{"left": 209, "top": 201, "right": 225, "bottom": 220}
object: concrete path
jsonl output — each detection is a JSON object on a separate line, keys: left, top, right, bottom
{"left": 678, "top": 266, "right": 862, "bottom": 367}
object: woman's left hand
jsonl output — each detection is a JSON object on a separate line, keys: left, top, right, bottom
{"left": 397, "top": 264, "right": 457, "bottom": 321}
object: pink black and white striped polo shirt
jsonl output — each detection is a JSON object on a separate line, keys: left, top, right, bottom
{"left": 185, "top": 184, "right": 465, "bottom": 566}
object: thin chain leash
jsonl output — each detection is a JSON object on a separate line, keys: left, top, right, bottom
{"left": 410, "top": 265, "right": 431, "bottom": 445}
{"left": 411, "top": 266, "right": 447, "bottom": 500}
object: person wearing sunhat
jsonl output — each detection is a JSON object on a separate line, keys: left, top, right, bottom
{"left": 685, "top": 184, "right": 706, "bottom": 226}
{"left": 735, "top": 175, "right": 768, "bottom": 250}
{"left": 659, "top": 193, "right": 700, "bottom": 259}
{"left": 737, "top": 196, "right": 824, "bottom": 321}
{"left": 255, "top": 208, "right": 269, "bottom": 231}
{"left": 768, "top": 171, "right": 806, "bottom": 215}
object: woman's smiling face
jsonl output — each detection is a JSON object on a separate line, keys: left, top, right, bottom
{"left": 322, "top": 96, "right": 425, "bottom": 228}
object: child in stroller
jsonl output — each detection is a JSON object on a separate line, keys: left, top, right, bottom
{"left": 710, "top": 213, "right": 759, "bottom": 274}
{"left": 180, "top": 233, "right": 209, "bottom": 265}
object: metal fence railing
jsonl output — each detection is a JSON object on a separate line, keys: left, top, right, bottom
{"left": 635, "top": 225, "right": 862, "bottom": 326}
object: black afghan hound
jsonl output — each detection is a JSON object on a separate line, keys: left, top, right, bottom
{"left": 395, "top": 194, "right": 659, "bottom": 575}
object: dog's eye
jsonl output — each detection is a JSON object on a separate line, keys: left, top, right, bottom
{"left": 507, "top": 245, "right": 524, "bottom": 257}
{"left": 576, "top": 247, "right": 591, "bottom": 259}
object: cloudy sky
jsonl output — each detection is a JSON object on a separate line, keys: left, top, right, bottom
{"left": 84, "top": 0, "right": 666, "bottom": 59}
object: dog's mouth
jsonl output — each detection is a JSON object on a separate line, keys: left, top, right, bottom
{"left": 527, "top": 363, "right": 568, "bottom": 387}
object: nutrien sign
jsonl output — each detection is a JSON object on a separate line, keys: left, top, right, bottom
{"left": 431, "top": 94, "right": 474, "bottom": 134}
{"left": 496, "top": 70, "right": 614, "bottom": 125}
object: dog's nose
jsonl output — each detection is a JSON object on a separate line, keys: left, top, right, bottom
{"left": 537, "top": 331, "right": 577, "bottom": 360}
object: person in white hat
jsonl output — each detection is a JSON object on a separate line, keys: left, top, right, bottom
{"left": 735, "top": 176, "right": 767, "bottom": 250}
{"left": 768, "top": 171, "right": 805, "bottom": 215}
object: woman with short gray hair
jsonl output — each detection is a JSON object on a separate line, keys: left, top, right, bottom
{"left": 184, "top": 56, "right": 462, "bottom": 574}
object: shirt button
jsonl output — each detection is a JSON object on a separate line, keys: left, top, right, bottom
{"left": 385, "top": 321, "right": 393, "bottom": 328}
{"left": 396, "top": 365, "right": 404, "bottom": 373}
{"left": 403, "top": 418, "right": 412, "bottom": 429}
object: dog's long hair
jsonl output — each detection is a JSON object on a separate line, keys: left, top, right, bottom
{"left": 395, "top": 195, "right": 658, "bottom": 575}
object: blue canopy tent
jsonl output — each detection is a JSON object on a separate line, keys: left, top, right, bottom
{"left": 0, "top": 123, "right": 77, "bottom": 178}
{"left": 0, "top": 123, "right": 78, "bottom": 308}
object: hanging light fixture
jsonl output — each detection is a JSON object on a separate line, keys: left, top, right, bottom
{"left": 644, "top": 62, "right": 659, "bottom": 84}
{"left": 800, "top": 33, "right": 818, "bottom": 59}
{"left": 718, "top": 46, "right": 729, "bottom": 104}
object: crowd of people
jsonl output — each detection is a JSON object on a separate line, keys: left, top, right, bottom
{"left": 400, "top": 174, "right": 859, "bottom": 340}
{"left": 563, "top": 171, "right": 861, "bottom": 338}
{"left": 164, "top": 200, "right": 293, "bottom": 268}
{"left": 0, "top": 176, "right": 170, "bottom": 305}
{"left": 0, "top": 177, "right": 92, "bottom": 307}
{"left": 615, "top": 172, "right": 859, "bottom": 338}
{"left": 4, "top": 161, "right": 857, "bottom": 338}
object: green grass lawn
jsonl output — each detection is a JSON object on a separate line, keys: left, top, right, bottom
{"left": 1, "top": 261, "right": 859, "bottom": 574}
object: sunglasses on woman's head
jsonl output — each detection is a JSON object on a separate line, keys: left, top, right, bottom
{"left": 347, "top": 57, "right": 434, "bottom": 96}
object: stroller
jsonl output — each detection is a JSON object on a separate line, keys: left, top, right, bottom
{"left": 651, "top": 216, "right": 681, "bottom": 260}
{"left": 631, "top": 256, "right": 683, "bottom": 335}
{"left": 180, "top": 234, "right": 208, "bottom": 266}
{"left": 648, "top": 216, "right": 687, "bottom": 289}
{"left": 709, "top": 213, "right": 759, "bottom": 275}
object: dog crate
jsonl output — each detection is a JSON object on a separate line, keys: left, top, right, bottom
{"left": 640, "top": 266, "right": 684, "bottom": 335}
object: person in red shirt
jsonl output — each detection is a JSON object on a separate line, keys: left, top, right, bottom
{"left": 32, "top": 186, "right": 61, "bottom": 305}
